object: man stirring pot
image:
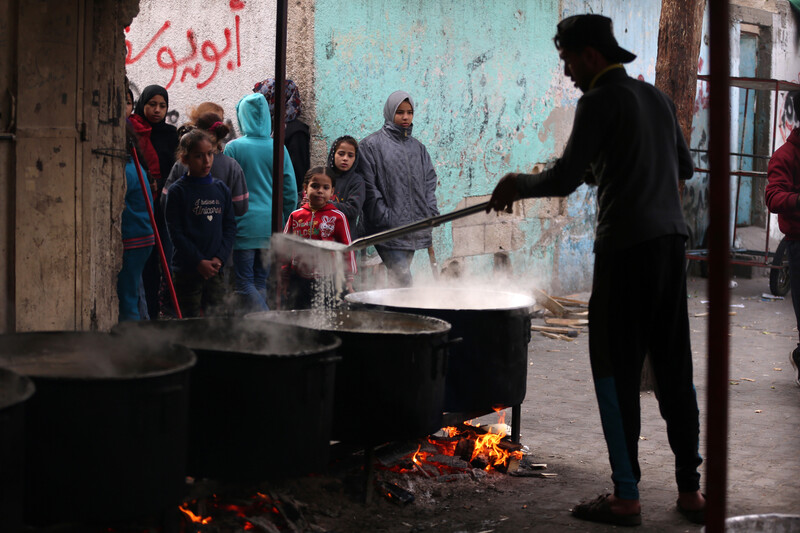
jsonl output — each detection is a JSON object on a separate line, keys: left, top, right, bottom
{"left": 487, "top": 14, "right": 705, "bottom": 527}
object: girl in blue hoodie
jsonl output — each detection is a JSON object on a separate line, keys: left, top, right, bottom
{"left": 118, "top": 122, "right": 155, "bottom": 321}
{"left": 224, "top": 93, "right": 298, "bottom": 311}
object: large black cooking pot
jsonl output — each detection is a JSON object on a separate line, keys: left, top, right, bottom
{"left": 0, "top": 368, "right": 35, "bottom": 533}
{"left": 247, "top": 309, "right": 452, "bottom": 444}
{"left": 113, "top": 318, "right": 341, "bottom": 481}
{"left": 346, "top": 288, "right": 534, "bottom": 412}
{"left": 0, "top": 332, "right": 195, "bottom": 527}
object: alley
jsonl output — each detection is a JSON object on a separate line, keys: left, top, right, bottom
{"left": 268, "top": 272, "right": 800, "bottom": 532}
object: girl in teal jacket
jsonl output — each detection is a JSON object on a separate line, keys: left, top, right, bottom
{"left": 223, "top": 93, "right": 297, "bottom": 311}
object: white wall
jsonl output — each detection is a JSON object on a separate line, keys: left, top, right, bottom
{"left": 125, "top": 0, "right": 277, "bottom": 132}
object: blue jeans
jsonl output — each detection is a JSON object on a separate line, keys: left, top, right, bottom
{"left": 117, "top": 246, "right": 153, "bottom": 321}
{"left": 233, "top": 248, "right": 270, "bottom": 312}
{"left": 376, "top": 247, "right": 415, "bottom": 287}
{"left": 786, "top": 240, "right": 800, "bottom": 343}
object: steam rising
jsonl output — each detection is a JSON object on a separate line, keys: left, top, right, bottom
{"left": 0, "top": 332, "right": 195, "bottom": 379}
{"left": 112, "top": 318, "right": 341, "bottom": 358}
{"left": 346, "top": 287, "right": 535, "bottom": 311}
{"left": 247, "top": 309, "right": 451, "bottom": 336}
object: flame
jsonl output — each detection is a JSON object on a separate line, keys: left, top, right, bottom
{"left": 178, "top": 492, "right": 282, "bottom": 529}
{"left": 411, "top": 444, "right": 432, "bottom": 466}
{"left": 179, "top": 503, "right": 212, "bottom": 524}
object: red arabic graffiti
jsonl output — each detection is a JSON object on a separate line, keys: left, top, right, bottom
{"left": 125, "top": 1, "right": 245, "bottom": 90}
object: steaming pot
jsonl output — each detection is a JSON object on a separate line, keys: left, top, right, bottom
{"left": 345, "top": 288, "right": 534, "bottom": 412}
{"left": 247, "top": 309, "right": 452, "bottom": 444}
{"left": 0, "top": 368, "right": 35, "bottom": 533}
{"left": 0, "top": 332, "right": 195, "bottom": 527}
{"left": 113, "top": 318, "right": 341, "bottom": 481}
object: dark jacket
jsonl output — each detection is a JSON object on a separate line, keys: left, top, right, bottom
{"left": 359, "top": 91, "right": 439, "bottom": 250}
{"left": 163, "top": 152, "right": 249, "bottom": 216}
{"left": 327, "top": 137, "right": 366, "bottom": 239}
{"left": 515, "top": 67, "right": 691, "bottom": 253}
{"left": 164, "top": 174, "right": 236, "bottom": 273}
{"left": 766, "top": 128, "right": 800, "bottom": 239}
{"left": 285, "top": 119, "right": 311, "bottom": 193}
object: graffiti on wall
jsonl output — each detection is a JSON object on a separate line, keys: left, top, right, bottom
{"left": 779, "top": 78, "right": 800, "bottom": 142}
{"left": 125, "top": 0, "right": 245, "bottom": 91}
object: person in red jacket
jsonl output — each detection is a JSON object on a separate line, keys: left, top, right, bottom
{"left": 765, "top": 93, "right": 800, "bottom": 387}
{"left": 282, "top": 167, "right": 356, "bottom": 309}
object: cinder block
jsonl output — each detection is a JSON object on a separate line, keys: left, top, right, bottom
{"left": 485, "top": 222, "right": 521, "bottom": 253}
{"left": 511, "top": 226, "right": 527, "bottom": 249}
{"left": 464, "top": 194, "right": 491, "bottom": 207}
{"left": 452, "top": 225, "right": 486, "bottom": 257}
{"left": 453, "top": 195, "right": 521, "bottom": 227}
{"left": 522, "top": 197, "right": 562, "bottom": 219}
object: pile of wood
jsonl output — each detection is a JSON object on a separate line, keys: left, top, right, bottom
{"left": 531, "top": 288, "right": 588, "bottom": 341}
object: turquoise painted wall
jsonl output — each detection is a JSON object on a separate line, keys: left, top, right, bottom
{"left": 314, "top": 0, "right": 662, "bottom": 292}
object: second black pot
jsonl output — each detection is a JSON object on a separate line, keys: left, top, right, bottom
{"left": 113, "top": 318, "right": 341, "bottom": 481}
{"left": 247, "top": 309, "right": 452, "bottom": 445}
{"left": 0, "top": 368, "right": 35, "bottom": 533}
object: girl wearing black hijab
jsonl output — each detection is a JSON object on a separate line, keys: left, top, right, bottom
{"left": 133, "top": 85, "right": 178, "bottom": 196}
{"left": 133, "top": 84, "right": 179, "bottom": 318}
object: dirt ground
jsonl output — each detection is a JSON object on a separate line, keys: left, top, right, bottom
{"left": 261, "top": 271, "right": 800, "bottom": 533}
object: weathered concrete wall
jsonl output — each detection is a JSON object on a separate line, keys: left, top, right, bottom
{"left": 314, "top": 0, "right": 662, "bottom": 293}
{"left": 125, "top": 0, "right": 268, "bottom": 130}
{"left": 1, "top": 0, "right": 138, "bottom": 332}
{"left": 687, "top": 1, "right": 800, "bottom": 249}
{"left": 125, "top": 0, "right": 315, "bottom": 134}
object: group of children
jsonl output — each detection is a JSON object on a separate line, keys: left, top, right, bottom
{"left": 120, "top": 81, "right": 438, "bottom": 321}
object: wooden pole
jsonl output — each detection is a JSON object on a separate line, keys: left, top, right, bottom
{"left": 272, "top": 0, "right": 288, "bottom": 233}
{"left": 706, "top": 0, "right": 731, "bottom": 530}
{"left": 272, "top": 0, "right": 288, "bottom": 308}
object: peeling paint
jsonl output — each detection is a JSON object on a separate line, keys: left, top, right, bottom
{"left": 312, "top": 0, "right": 664, "bottom": 293}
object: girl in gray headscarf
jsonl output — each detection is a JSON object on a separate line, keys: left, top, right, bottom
{"left": 358, "top": 91, "right": 439, "bottom": 287}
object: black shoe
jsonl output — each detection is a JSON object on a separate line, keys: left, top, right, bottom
{"left": 791, "top": 347, "right": 800, "bottom": 387}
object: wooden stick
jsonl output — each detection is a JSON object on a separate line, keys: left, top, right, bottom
{"left": 544, "top": 318, "right": 588, "bottom": 327}
{"left": 551, "top": 296, "right": 589, "bottom": 306}
{"left": 531, "top": 325, "right": 579, "bottom": 337}
{"left": 532, "top": 288, "right": 567, "bottom": 317}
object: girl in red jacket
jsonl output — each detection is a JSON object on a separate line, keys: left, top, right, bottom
{"left": 282, "top": 167, "right": 356, "bottom": 309}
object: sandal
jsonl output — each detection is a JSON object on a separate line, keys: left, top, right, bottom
{"left": 572, "top": 493, "right": 642, "bottom": 527}
{"left": 676, "top": 499, "right": 705, "bottom": 525}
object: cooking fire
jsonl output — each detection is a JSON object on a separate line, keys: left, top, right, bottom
{"left": 384, "top": 419, "right": 526, "bottom": 479}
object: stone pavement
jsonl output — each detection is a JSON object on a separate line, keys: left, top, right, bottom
{"left": 504, "top": 272, "right": 800, "bottom": 531}
{"left": 283, "top": 272, "right": 800, "bottom": 533}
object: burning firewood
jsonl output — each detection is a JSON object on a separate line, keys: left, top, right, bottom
{"left": 376, "top": 480, "right": 415, "bottom": 506}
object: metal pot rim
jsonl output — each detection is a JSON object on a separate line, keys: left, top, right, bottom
{"left": 0, "top": 367, "right": 36, "bottom": 409}
{"left": 345, "top": 287, "right": 536, "bottom": 312}
{"left": 246, "top": 309, "right": 452, "bottom": 335}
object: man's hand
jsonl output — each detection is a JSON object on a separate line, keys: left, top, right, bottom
{"left": 486, "top": 173, "right": 520, "bottom": 213}
{"left": 197, "top": 259, "right": 220, "bottom": 280}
